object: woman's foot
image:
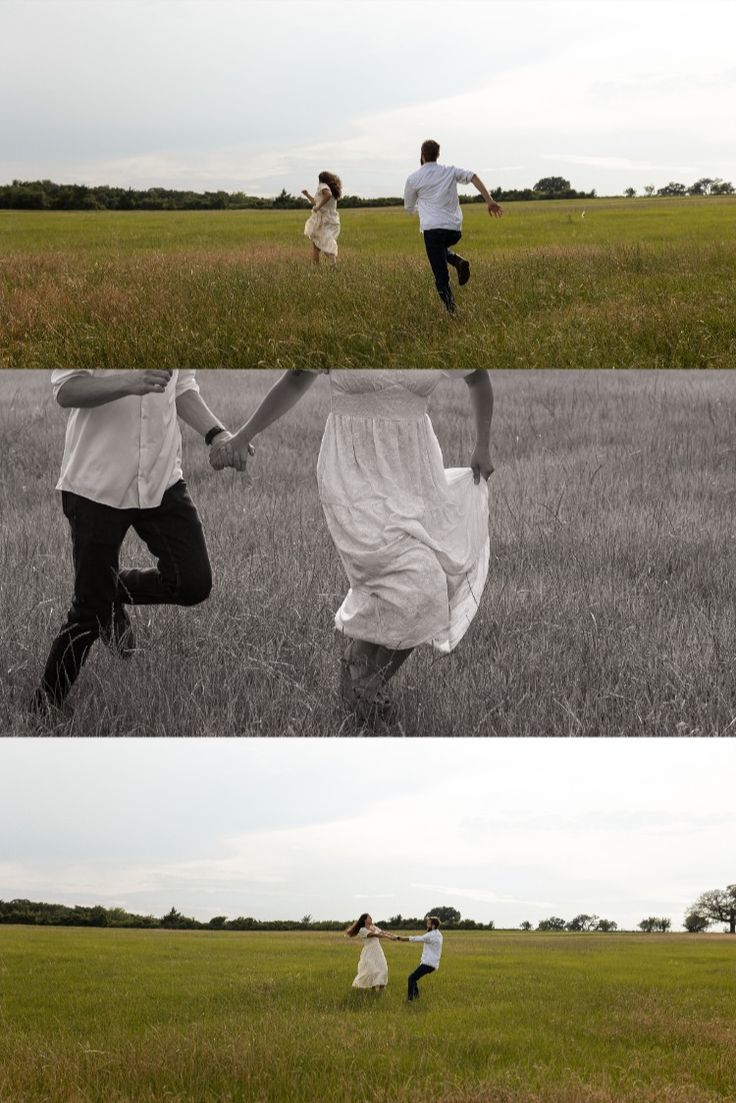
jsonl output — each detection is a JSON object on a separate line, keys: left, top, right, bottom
{"left": 340, "top": 641, "right": 400, "bottom": 728}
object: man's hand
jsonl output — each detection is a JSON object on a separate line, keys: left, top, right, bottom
{"left": 470, "top": 445, "right": 494, "bottom": 484}
{"left": 124, "top": 370, "right": 173, "bottom": 396}
{"left": 210, "top": 435, "right": 254, "bottom": 473}
{"left": 487, "top": 200, "right": 503, "bottom": 218}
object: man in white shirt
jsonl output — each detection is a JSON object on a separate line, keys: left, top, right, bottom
{"left": 32, "top": 368, "right": 246, "bottom": 715}
{"left": 396, "top": 915, "right": 444, "bottom": 1001}
{"left": 404, "top": 139, "right": 503, "bottom": 313}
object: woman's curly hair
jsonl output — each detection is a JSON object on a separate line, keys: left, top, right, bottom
{"left": 318, "top": 171, "right": 342, "bottom": 200}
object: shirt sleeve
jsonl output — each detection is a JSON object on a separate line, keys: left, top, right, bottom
{"left": 404, "top": 175, "right": 418, "bottom": 214}
{"left": 408, "top": 933, "right": 431, "bottom": 943}
{"left": 175, "top": 370, "right": 200, "bottom": 398}
{"left": 51, "top": 369, "right": 92, "bottom": 400}
{"left": 453, "top": 167, "right": 475, "bottom": 185}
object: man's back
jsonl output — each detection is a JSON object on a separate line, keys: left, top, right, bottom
{"left": 404, "top": 162, "right": 475, "bottom": 232}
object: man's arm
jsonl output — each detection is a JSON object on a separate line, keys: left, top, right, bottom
{"left": 175, "top": 389, "right": 230, "bottom": 441}
{"left": 404, "top": 177, "right": 418, "bottom": 215}
{"left": 56, "top": 370, "right": 174, "bottom": 408}
{"left": 471, "top": 173, "right": 503, "bottom": 217}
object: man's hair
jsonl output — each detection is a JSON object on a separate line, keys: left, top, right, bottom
{"left": 427, "top": 915, "right": 441, "bottom": 929}
{"left": 421, "top": 139, "right": 440, "bottom": 163}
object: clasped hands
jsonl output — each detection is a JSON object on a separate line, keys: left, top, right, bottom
{"left": 210, "top": 432, "right": 255, "bottom": 473}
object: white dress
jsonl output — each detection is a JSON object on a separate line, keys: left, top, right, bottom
{"left": 352, "top": 926, "right": 389, "bottom": 988}
{"left": 304, "top": 185, "right": 340, "bottom": 256}
{"left": 315, "top": 369, "right": 490, "bottom": 652}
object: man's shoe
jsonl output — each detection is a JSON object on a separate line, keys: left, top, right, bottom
{"left": 100, "top": 604, "right": 136, "bottom": 659}
{"left": 457, "top": 258, "right": 471, "bottom": 286}
{"left": 28, "top": 687, "right": 70, "bottom": 724}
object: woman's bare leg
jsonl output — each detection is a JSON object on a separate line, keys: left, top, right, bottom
{"left": 311, "top": 243, "right": 321, "bottom": 265}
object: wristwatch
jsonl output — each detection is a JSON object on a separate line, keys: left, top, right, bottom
{"left": 205, "top": 426, "right": 226, "bottom": 446}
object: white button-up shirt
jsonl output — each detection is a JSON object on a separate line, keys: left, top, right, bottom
{"left": 404, "top": 163, "right": 475, "bottom": 232}
{"left": 51, "top": 369, "right": 200, "bottom": 510}
{"left": 408, "top": 929, "right": 444, "bottom": 969}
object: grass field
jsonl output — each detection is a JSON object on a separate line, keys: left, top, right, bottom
{"left": 1, "top": 926, "right": 734, "bottom": 1103}
{"left": 1, "top": 368, "right": 735, "bottom": 737}
{"left": 1, "top": 198, "right": 735, "bottom": 370}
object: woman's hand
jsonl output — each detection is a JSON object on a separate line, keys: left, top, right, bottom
{"left": 470, "top": 445, "right": 494, "bottom": 484}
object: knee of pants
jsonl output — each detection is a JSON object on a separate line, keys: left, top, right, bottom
{"left": 172, "top": 567, "right": 213, "bottom": 607}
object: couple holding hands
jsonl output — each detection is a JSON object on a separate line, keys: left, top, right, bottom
{"left": 347, "top": 914, "right": 444, "bottom": 1002}
{"left": 33, "top": 368, "right": 494, "bottom": 729}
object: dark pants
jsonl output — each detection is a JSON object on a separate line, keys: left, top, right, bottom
{"left": 407, "top": 963, "right": 436, "bottom": 1000}
{"left": 423, "top": 228, "right": 463, "bottom": 310}
{"left": 39, "top": 480, "right": 212, "bottom": 705}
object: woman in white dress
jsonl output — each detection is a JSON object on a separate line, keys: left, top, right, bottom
{"left": 211, "top": 369, "right": 494, "bottom": 725}
{"left": 301, "top": 171, "right": 341, "bottom": 265}
{"left": 346, "top": 912, "right": 397, "bottom": 991}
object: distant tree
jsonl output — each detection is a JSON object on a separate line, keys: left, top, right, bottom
{"left": 89, "top": 905, "right": 108, "bottom": 927}
{"left": 388, "top": 915, "right": 403, "bottom": 926}
{"left": 566, "top": 914, "right": 599, "bottom": 932}
{"left": 537, "top": 916, "right": 566, "bottom": 931}
{"left": 686, "top": 886, "right": 736, "bottom": 934}
{"left": 208, "top": 916, "right": 227, "bottom": 929}
{"left": 639, "top": 916, "right": 671, "bottom": 932}
{"left": 689, "top": 177, "right": 715, "bottom": 195}
{"left": 656, "top": 182, "right": 688, "bottom": 196}
{"left": 624, "top": 187, "right": 636, "bottom": 198}
{"left": 300, "top": 914, "right": 312, "bottom": 926}
{"left": 644, "top": 185, "right": 656, "bottom": 197}
{"left": 710, "top": 180, "right": 735, "bottom": 195}
{"left": 520, "top": 921, "right": 533, "bottom": 931}
{"left": 533, "top": 176, "right": 572, "bottom": 195}
{"left": 429, "top": 906, "right": 462, "bottom": 926}
{"left": 595, "top": 919, "right": 618, "bottom": 932}
{"left": 684, "top": 912, "right": 709, "bottom": 933}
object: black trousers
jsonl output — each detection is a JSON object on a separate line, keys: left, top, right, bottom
{"left": 407, "top": 963, "right": 436, "bottom": 1000}
{"left": 423, "top": 228, "right": 463, "bottom": 308}
{"left": 40, "top": 480, "right": 212, "bottom": 705}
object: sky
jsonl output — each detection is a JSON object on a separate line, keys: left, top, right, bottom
{"left": 1, "top": 0, "right": 735, "bottom": 196}
{"left": 2, "top": 738, "right": 733, "bottom": 930}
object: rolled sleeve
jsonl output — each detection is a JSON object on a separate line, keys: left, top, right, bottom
{"left": 404, "top": 180, "right": 418, "bottom": 213}
{"left": 175, "top": 369, "right": 200, "bottom": 398}
{"left": 51, "top": 369, "right": 92, "bottom": 401}
{"left": 454, "top": 167, "right": 475, "bottom": 185}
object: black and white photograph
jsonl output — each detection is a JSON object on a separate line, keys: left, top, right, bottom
{"left": 1, "top": 367, "right": 734, "bottom": 737}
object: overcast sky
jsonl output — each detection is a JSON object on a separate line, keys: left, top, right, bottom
{"left": 2, "top": 0, "right": 734, "bottom": 195}
{"left": 2, "top": 738, "right": 733, "bottom": 930}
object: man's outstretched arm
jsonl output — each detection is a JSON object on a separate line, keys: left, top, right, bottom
{"left": 471, "top": 174, "right": 503, "bottom": 217}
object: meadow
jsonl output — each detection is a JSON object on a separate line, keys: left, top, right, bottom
{"left": 0, "top": 926, "right": 734, "bottom": 1103}
{"left": 1, "top": 198, "right": 735, "bottom": 371}
{"left": 1, "top": 368, "right": 735, "bottom": 737}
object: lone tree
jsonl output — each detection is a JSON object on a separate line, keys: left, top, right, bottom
{"left": 532, "top": 176, "right": 571, "bottom": 195}
{"left": 428, "top": 906, "right": 461, "bottom": 926}
{"left": 537, "top": 916, "right": 566, "bottom": 931}
{"left": 624, "top": 187, "right": 636, "bottom": 198}
{"left": 686, "top": 885, "right": 736, "bottom": 934}
{"left": 638, "top": 916, "right": 671, "bottom": 933}
{"left": 520, "top": 920, "right": 533, "bottom": 931}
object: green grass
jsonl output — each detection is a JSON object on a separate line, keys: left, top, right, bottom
{"left": 1, "top": 198, "right": 735, "bottom": 369}
{"left": 2, "top": 368, "right": 736, "bottom": 737}
{"left": 0, "top": 926, "right": 734, "bottom": 1102}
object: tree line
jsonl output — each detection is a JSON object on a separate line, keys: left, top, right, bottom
{"left": 2, "top": 889, "right": 733, "bottom": 932}
{"left": 0, "top": 176, "right": 596, "bottom": 212}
